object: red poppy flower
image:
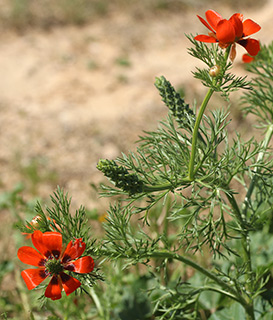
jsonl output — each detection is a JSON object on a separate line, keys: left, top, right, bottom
{"left": 194, "top": 10, "right": 261, "bottom": 60}
{"left": 18, "top": 230, "right": 94, "bottom": 300}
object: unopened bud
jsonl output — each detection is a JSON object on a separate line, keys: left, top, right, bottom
{"left": 209, "top": 65, "right": 220, "bottom": 77}
{"left": 97, "top": 159, "right": 144, "bottom": 195}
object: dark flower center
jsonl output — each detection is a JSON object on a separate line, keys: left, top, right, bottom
{"left": 45, "top": 258, "right": 63, "bottom": 275}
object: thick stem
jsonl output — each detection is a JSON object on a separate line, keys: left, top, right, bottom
{"left": 245, "top": 306, "right": 256, "bottom": 320}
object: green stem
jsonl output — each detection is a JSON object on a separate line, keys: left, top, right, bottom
{"left": 242, "top": 124, "right": 273, "bottom": 217}
{"left": 242, "top": 125, "right": 273, "bottom": 285}
{"left": 199, "top": 286, "right": 242, "bottom": 302}
{"left": 188, "top": 45, "right": 231, "bottom": 181}
{"left": 144, "top": 48, "right": 234, "bottom": 191}
{"left": 147, "top": 250, "right": 248, "bottom": 307}
{"left": 163, "top": 195, "right": 172, "bottom": 236}
{"left": 226, "top": 192, "right": 254, "bottom": 319}
{"left": 224, "top": 111, "right": 273, "bottom": 320}
{"left": 104, "top": 248, "right": 245, "bottom": 304}
{"left": 188, "top": 88, "right": 214, "bottom": 180}
{"left": 151, "top": 249, "right": 255, "bottom": 318}
{"left": 239, "top": 124, "right": 273, "bottom": 320}
{"left": 15, "top": 269, "right": 33, "bottom": 320}
{"left": 143, "top": 177, "right": 191, "bottom": 192}
{"left": 143, "top": 175, "right": 224, "bottom": 193}
{"left": 226, "top": 192, "right": 244, "bottom": 225}
{"left": 89, "top": 287, "right": 104, "bottom": 318}
{"left": 226, "top": 191, "right": 252, "bottom": 277}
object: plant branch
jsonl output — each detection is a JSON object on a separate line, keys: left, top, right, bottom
{"left": 188, "top": 45, "right": 231, "bottom": 180}
{"left": 242, "top": 124, "right": 273, "bottom": 217}
{"left": 145, "top": 250, "right": 248, "bottom": 307}
{"left": 188, "top": 88, "right": 214, "bottom": 180}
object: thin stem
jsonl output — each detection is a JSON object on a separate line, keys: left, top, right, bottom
{"left": 226, "top": 191, "right": 255, "bottom": 319}
{"left": 239, "top": 124, "right": 273, "bottom": 320}
{"left": 81, "top": 286, "right": 105, "bottom": 318}
{"left": 188, "top": 46, "right": 231, "bottom": 181}
{"left": 103, "top": 247, "right": 246, "bottom": 305}
{"left": 15, "top": 269, "right": 33, "bottom": 320}
{"left": 149, "top": 250, "right": 257, "bottom": 318}
{"left": 225, "top": 192, "right": 252, "bottom": 276}
{"left": 188, "top": 88, "right": 214, "bottom": 180}
{"left": 226, "top": 192, "right": 244, "bottom": 225}
{"left": 242, "top": 124, "right": 273, "bottom": 217}
{"left": 199, "top": 286, "right": 242, "bottom": 302}
{"left": 162, "top": 195, "right": 172, "bottom": 284}
{"left": 146, "top": 250, "right": 248, "bottom": 307}
{"left": 143, "top": 177, "right": 191, "bottom": 192}
{"left": 89, "top": 287, "right": 104, "bottom": 318}
{"left": 163, "top": 195, "right": 172, "bottom": 236}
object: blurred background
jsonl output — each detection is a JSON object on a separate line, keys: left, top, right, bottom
{"left": 0, "top": 0, "right": 272, "bottom": 317}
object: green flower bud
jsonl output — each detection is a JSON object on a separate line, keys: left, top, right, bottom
{"left": 154, "top": 76, "right": 195, "bottom": 128}
{"left": 97, "top": 159, "right": 144, "bottom": 195}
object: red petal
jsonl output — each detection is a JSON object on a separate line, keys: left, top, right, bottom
{"left": 21, "top": 268, "right": 48, "bottom": 290}
{"left": 194, "top": 35, "right": 217, "bottom": 43}
{"left": 60, "top": 272, "right": 81, "bottom": 296}
{"left": 31, "top": 231, "right": 44, "bottom": 254}
{"left": 243, "top": 19, "right": 261, "bottom": 37}
{"left": 216, "top": 19, "right": 236, "bottom": 44}
{"left": 242, "top": 54, "right": 254, "bottom": 63}
{"left": 32, "top": 230, "right": 62, "bottom": 259}
{"left": 18, "top": 246, "right": 46, "bottom": 267}
{"left": 65, "top": 256, "right": 95, "bottom": 273}
{"left": 23, "top": 233, "right": 32, "bottom": 239}
{"left": 205, "top": 10, "right": 222, "bottom": 31}
{"left": 229, "top": 13, "right": 243, "bottom": 39}
{"left": 238, "top": 38, "right": 260, "bottom": 56}
{"left": 45, "top": 275, "right": 62, "bottom": 300}
{"left": 61, "top": 238, "right": 86, "bottom": 263}
{"left": 197, "top": 15, "right": 215, "bottom": 32}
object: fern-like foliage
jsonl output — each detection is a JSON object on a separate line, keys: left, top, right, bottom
{"left": 242, "top": 42, "right": 273, "bottom": 125}
{"left": 187, "top": 35, "right": 251, "bottom": 98}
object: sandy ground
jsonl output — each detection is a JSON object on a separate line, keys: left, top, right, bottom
{"left": 0, "top": 1, "right": 273, "bottom": 213}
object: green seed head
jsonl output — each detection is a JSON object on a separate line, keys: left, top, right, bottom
{"left": 46, "top": 258, "right": 63, "bottom": 275}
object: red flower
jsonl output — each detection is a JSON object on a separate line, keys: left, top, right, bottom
{"left": 194, "top": 10, "right": 261, "bottom": 60}
{"left": 17, "top": 230, "right": 94, "bottom": 300}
